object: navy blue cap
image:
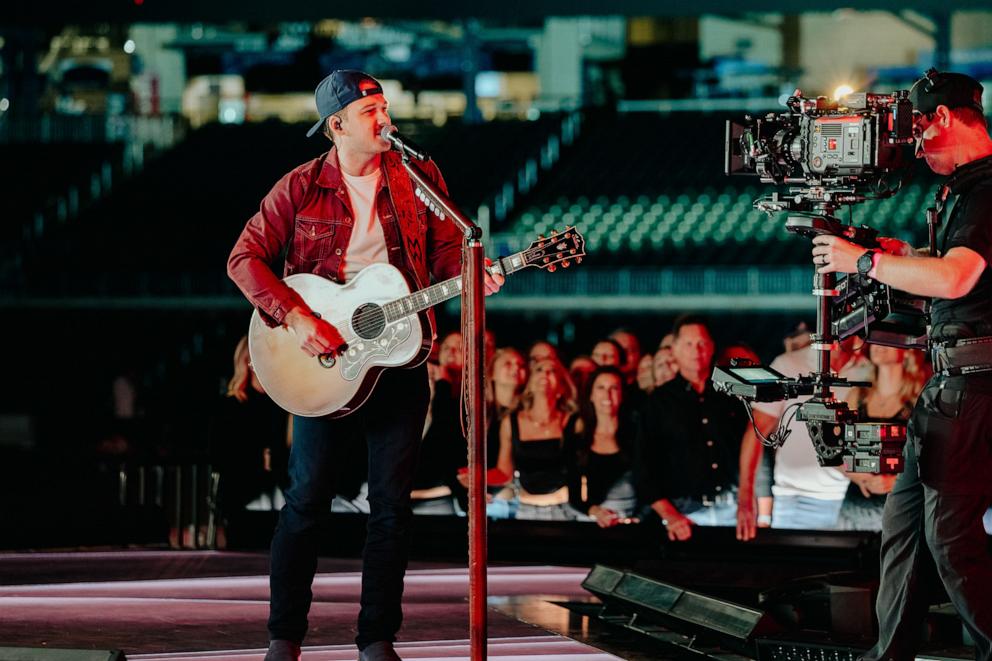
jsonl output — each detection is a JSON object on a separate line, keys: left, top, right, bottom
{"left": 909, "top": 68, "right": 984, "bottom": 115}
{"left": 306, "top": 70, "right": 385, "bottom": 138}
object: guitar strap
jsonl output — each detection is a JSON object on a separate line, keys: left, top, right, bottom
{"left": 382, "top": 151, "right": 430, "bottom": 292}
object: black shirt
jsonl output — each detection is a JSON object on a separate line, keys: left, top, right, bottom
{"left": 509, "top": 412, "right": 567, "bottom": 495}
{"left": 931, "top": 154, "right": 992, "bottom": 340}
{"left": 564, "top": 416, "right": 634, "bottom": 514}
{"left": 637, "top": 374, "right": 747, "bottom": 504}
{"left": 413, "top": 379, "right": 464, "bottom": 491}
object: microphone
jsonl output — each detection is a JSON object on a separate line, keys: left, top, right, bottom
{"left": 379, "top": 125, "right": 430, "bottom": 162}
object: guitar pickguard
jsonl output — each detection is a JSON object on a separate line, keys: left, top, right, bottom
{"left": 339, "top": 318, "right": 415, "bottom": 380}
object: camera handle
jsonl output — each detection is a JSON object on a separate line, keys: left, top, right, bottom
{"left": 785, "top": 211, "right": 879, "bottom": 400}
{"left": 811, "top": 269, "right": 838, "bottom": 399}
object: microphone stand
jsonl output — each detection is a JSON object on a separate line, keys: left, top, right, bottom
{"left": 400, "top": 154, "right": 488, "bottom": 661}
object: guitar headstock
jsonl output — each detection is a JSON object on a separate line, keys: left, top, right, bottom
{"left": 522, "top": 226, "right": 586, "bottom": 273}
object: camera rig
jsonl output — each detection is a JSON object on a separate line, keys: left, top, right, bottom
{"left": 717, "top": 90, "right": 924, "bottom": 474}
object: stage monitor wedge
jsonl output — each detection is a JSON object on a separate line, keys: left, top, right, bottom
{"left": 583, "top": 564, "right": 781, "bottom": 653}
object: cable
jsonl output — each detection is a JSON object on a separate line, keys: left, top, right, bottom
{"left": 742, "top": 398, "right": 802, "bottom": 449}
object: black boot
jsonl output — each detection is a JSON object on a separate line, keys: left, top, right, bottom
{"left": 264, "top": 639, "right": 301, "bottom": 661}
{"left": 358, "top": 641, "right": 401, "bottom": 661}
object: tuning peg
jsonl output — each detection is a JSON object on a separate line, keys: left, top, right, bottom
{"left": 576, "top": 257, "right": 583, "bottom": 264}
{"left": 562, "top": 260, "right": 571, "bottom": 268}
{"left": 538, "top": 234, "right": 545, "bottom": 240}
{"left": 547, "top": 264, "right": 556, "bottom": 272}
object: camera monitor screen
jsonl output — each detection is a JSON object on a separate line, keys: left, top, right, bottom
{"left": 726, "top": 366, "right": 783, "bottom": 383}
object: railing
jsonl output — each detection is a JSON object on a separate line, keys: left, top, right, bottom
{"left": 479, "top": 265, "right": 816, "bottom": 312}
{"left": 118, "top": 462, "right": 219, "bottom": 549}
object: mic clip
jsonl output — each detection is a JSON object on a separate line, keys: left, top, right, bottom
{"left": 380, "top": 125, "right": 430, "bottom": 162}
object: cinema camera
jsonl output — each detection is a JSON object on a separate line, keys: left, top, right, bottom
{"left": 717, "top": 89, "right": 927, "bottom": 474}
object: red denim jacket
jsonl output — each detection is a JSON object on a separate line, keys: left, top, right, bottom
{"left": 227, "top": 147, "right": 463, "bottom": 335}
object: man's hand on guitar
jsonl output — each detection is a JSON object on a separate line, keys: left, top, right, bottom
{"left": 285, "top": 306, "right": 347, "bottom": 357}
{"left": 484, "top": 258, "right": 505, "bottom": 296}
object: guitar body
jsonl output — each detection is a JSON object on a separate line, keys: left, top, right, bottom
{"left": 248, "top": 263, "right": 431, "bottom": 418}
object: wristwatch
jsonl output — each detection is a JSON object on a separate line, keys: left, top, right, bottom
{"left": 857, "top": 249, "right": 878, "bottom": 277}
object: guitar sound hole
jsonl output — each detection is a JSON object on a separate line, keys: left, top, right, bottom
{"left": 352, "top": 303, "right": 386, "bottom": 339}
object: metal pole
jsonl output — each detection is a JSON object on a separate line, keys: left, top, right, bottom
{"left": 463, "top": 238, "right": 488, "bottom": 661}
{"left": 812, "top": 267, "right": 836, "bottom": 399}
{"left": 402, "top": 156, "right": 489, "bottom": 659}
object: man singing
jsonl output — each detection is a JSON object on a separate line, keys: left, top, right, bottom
{"left": 812, "top": 69, "right": 992, "bottom": 660}
{"left": 228, "top": 70, "right": 502, "bottom": 661}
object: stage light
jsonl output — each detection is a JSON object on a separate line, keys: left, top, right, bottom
{"left": 0, "top": 98, "right": 9, "bottom": 112}
{"left": 833, "top": 84, "right": 854, "bottom": 101}
{"left": 124, "top": 39, "right": 136, "bottom": 54}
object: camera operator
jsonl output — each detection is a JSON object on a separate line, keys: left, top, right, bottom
{"left": 812, "top": 70, "right": 992, "bottom": 661}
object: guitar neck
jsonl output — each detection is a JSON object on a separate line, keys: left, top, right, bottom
{"left": 382, "top": 250, "right": 531, "bottom": 322}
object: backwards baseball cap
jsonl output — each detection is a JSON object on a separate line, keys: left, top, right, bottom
{"left": 305, "top": 69, "right": 385, "bottom": 138}
{"left": 909, "top": 68, "right": 984, "bottom": 115}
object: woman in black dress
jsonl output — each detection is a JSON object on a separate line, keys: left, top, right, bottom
{"left": 564, "top": 366, "right": 637, "bottom": 527}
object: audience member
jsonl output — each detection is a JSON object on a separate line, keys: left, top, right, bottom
{"left": 638, "top": 316, "right": 747, "bottom": 540}
{"left": 484, "top": 347, "right": 528, "bottom": 476}
{"left": 783, "top": 321, "right": 812, "bottom": 353}
{"left": 636, "top": 354, "right": 656, "bottom": 393}
{"left": 488, "top": 348, "right": 528, "bottom": 418}
{"left": 569, "top": 355, "right": 598, "bottom": 396}
{"left": 411, "top": 331, "right": 465, "bottom": 515}
{"left": 591, "top": 338, "right": 626, "bottom": 368}
{"left": 437, "top": 331, "right": 463, "bottom": 385}
{"left": 528, "top": 340, "right": 560, "bottom": 367}
{"left": 485, "top": 329, "right": 497, "bottom": 367}
{"left": 838, "top": 345, "right": 923, "bottom": 530}
{"left": 565, "top": 366, "right": 637, "bottom": 526}
{"left": 609, "top": 329, "right": 642, "bottom": 386}
{"left": 209, "top": 336, "right": 290, "bottom": 521}
{"left": 652, "top": 333, "right": 678, "bottom": 387}
{"left": 736, "top": 337, "right": 879, "bottom": 540}
{"left": 490, "top": 357, "right": 577, "bottom": 520}
{"left": 717, "top": 343, "right": 761, "bottom": 367}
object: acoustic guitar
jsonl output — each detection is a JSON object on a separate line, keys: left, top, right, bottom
{"left": 248, "top": 228, "right": 585, "bottom": 417}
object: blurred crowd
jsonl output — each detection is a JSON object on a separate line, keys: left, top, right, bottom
{"left": 211, "top": 314, "right": 949, "bottom": 541}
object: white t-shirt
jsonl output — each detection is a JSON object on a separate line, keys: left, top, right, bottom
{"left": 341, "top": 168, "right": 388, "bottom": 281}
{"left": 753, "top": 345, "right": 873, "bottom": 500}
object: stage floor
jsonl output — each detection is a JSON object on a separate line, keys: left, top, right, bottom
{"left": 0, "top": 550, "right": 622, "bottom": 660}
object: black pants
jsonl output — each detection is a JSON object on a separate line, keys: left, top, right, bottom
{"left": 267, "top": 364, "right": 430, "bottom": 650}
{"left": 866, "top": 376, "right": 992, "bottom": 661}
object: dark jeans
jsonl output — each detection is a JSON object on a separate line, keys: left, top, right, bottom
{"left": 866, "top": 377, "right": 992, "bottom": 661}
{"left": 268, "top": 364, "right": 430, "bottom": 650}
